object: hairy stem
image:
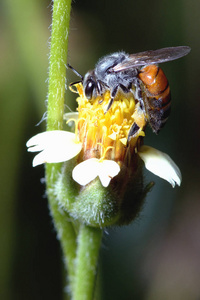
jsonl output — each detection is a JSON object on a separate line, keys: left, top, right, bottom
{"left": 46, "top": 0, "right": 76, "bottom": 294}
{"left": 47, "top": 0, "right": 71, "bottom": 130}
{"left": 73, "top": 225, "right": 102, "bottom": 300}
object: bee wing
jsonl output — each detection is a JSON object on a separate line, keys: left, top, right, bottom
{"left": 112, "top": 46, "right": 191, "bottom": 72}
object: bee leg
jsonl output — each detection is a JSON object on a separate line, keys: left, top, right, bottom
{"left": 104, "top": 85, "right": 118, "bottom": 113}
{"left": 118, "top": 83, "right": 131, "bottom": 94}
{"left": 105, "top": 84, "right": 130, "bottom": 113}
{"left": 131, "top": 78, "right": 145, "bottom": 112}
{"left": 127, "top": 122, "right": 140, "bottom": 142}
{"left": 97, "top": 80, "right": 103, "bottom": 95}
{"left": 105, "top": 97, "right": 114, "bottom": 112}
{"left": 97, "top": 81, "right": 104, "bottom": 103}
{"left": 97, "top": 80, "right": 109, "bottom": 104}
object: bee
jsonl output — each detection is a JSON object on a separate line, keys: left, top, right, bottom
{"left": 68, "top": 46, "right": 190, "bottom": 134}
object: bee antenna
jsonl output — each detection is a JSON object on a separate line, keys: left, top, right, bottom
{"left": 67, "top": 63, "right": 84, "bottom": 80}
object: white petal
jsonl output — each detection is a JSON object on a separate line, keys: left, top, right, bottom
{"left": 26, "top": 131, "right": 73, "bottom": 148}
{"left": 26, "top": 131, "right": 82, "bottom": 167}
{"left": 138, "top": 145, "right": 182, "bottom": 187}
{"left": 98, "top": 160, "right": 120, "bottom": 187}
{"left": 63, "top": 112, "right": 79, "bottom": 121}
{"left": 72, "top": 158, "right": 99, "bottom": 186}
{"left": 72, "top": 158, "right": 120, "bottom": 187}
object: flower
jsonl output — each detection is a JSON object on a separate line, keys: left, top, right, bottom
{"left": 26, "top": 83, "right": 181, "bottom": 188}
{"left": 26, "top": 129, "right": 181, "bottom": 187}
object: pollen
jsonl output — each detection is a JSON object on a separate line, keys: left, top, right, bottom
{"left": 73, "top": 83, "right": 146, "bottom": 164}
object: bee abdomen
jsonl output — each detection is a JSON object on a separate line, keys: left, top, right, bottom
{"left": 138, "top": 65, "right": 171, "bottom": 133}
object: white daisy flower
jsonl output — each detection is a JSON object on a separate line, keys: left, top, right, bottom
{"left": 26, "top": 129, "right": 181, "bottom": 188}
{"left": 27, "top": 85, "right": 182, "bottom": 189}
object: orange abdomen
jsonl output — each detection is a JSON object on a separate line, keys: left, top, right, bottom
{"left": 138, "top": 64, "right": 171, "bottom": 133}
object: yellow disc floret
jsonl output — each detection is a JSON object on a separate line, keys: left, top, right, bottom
{"left": 73, "top": 83, "right": 146, "bottom": 165}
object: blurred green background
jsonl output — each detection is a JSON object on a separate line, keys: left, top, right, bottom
{"left": 1, "top": 0, "right": 200, "bottom": 299}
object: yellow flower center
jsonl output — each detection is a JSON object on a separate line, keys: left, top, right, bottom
{"left": 72, "top": 83, "right": 146, "bottom": 166}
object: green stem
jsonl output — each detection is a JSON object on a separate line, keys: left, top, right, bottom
{"left": 46, "top": 0, "right": 76, "bottom": 294}
{"left": 73, "top": 225, "right": 103, "bottom": 300}
{"left": 47, "top": 0, "right": 72, "bottom": 131}
{"left": 46, "top": 164, "right": 77, "bottom": 294}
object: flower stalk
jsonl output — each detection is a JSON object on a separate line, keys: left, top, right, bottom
{"left": 74, "top": 225, "right": 102, "bottom": 300}
{"left": 45, "top": 0, "right": 79, "bottom": 297}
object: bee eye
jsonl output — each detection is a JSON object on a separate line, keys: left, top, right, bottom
{"left": 85, "top": 80, "right": 95, "bottom": 100}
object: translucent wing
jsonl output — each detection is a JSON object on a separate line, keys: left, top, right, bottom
{"left": 111, "top": 46, "right": 191, "bottom": 72}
